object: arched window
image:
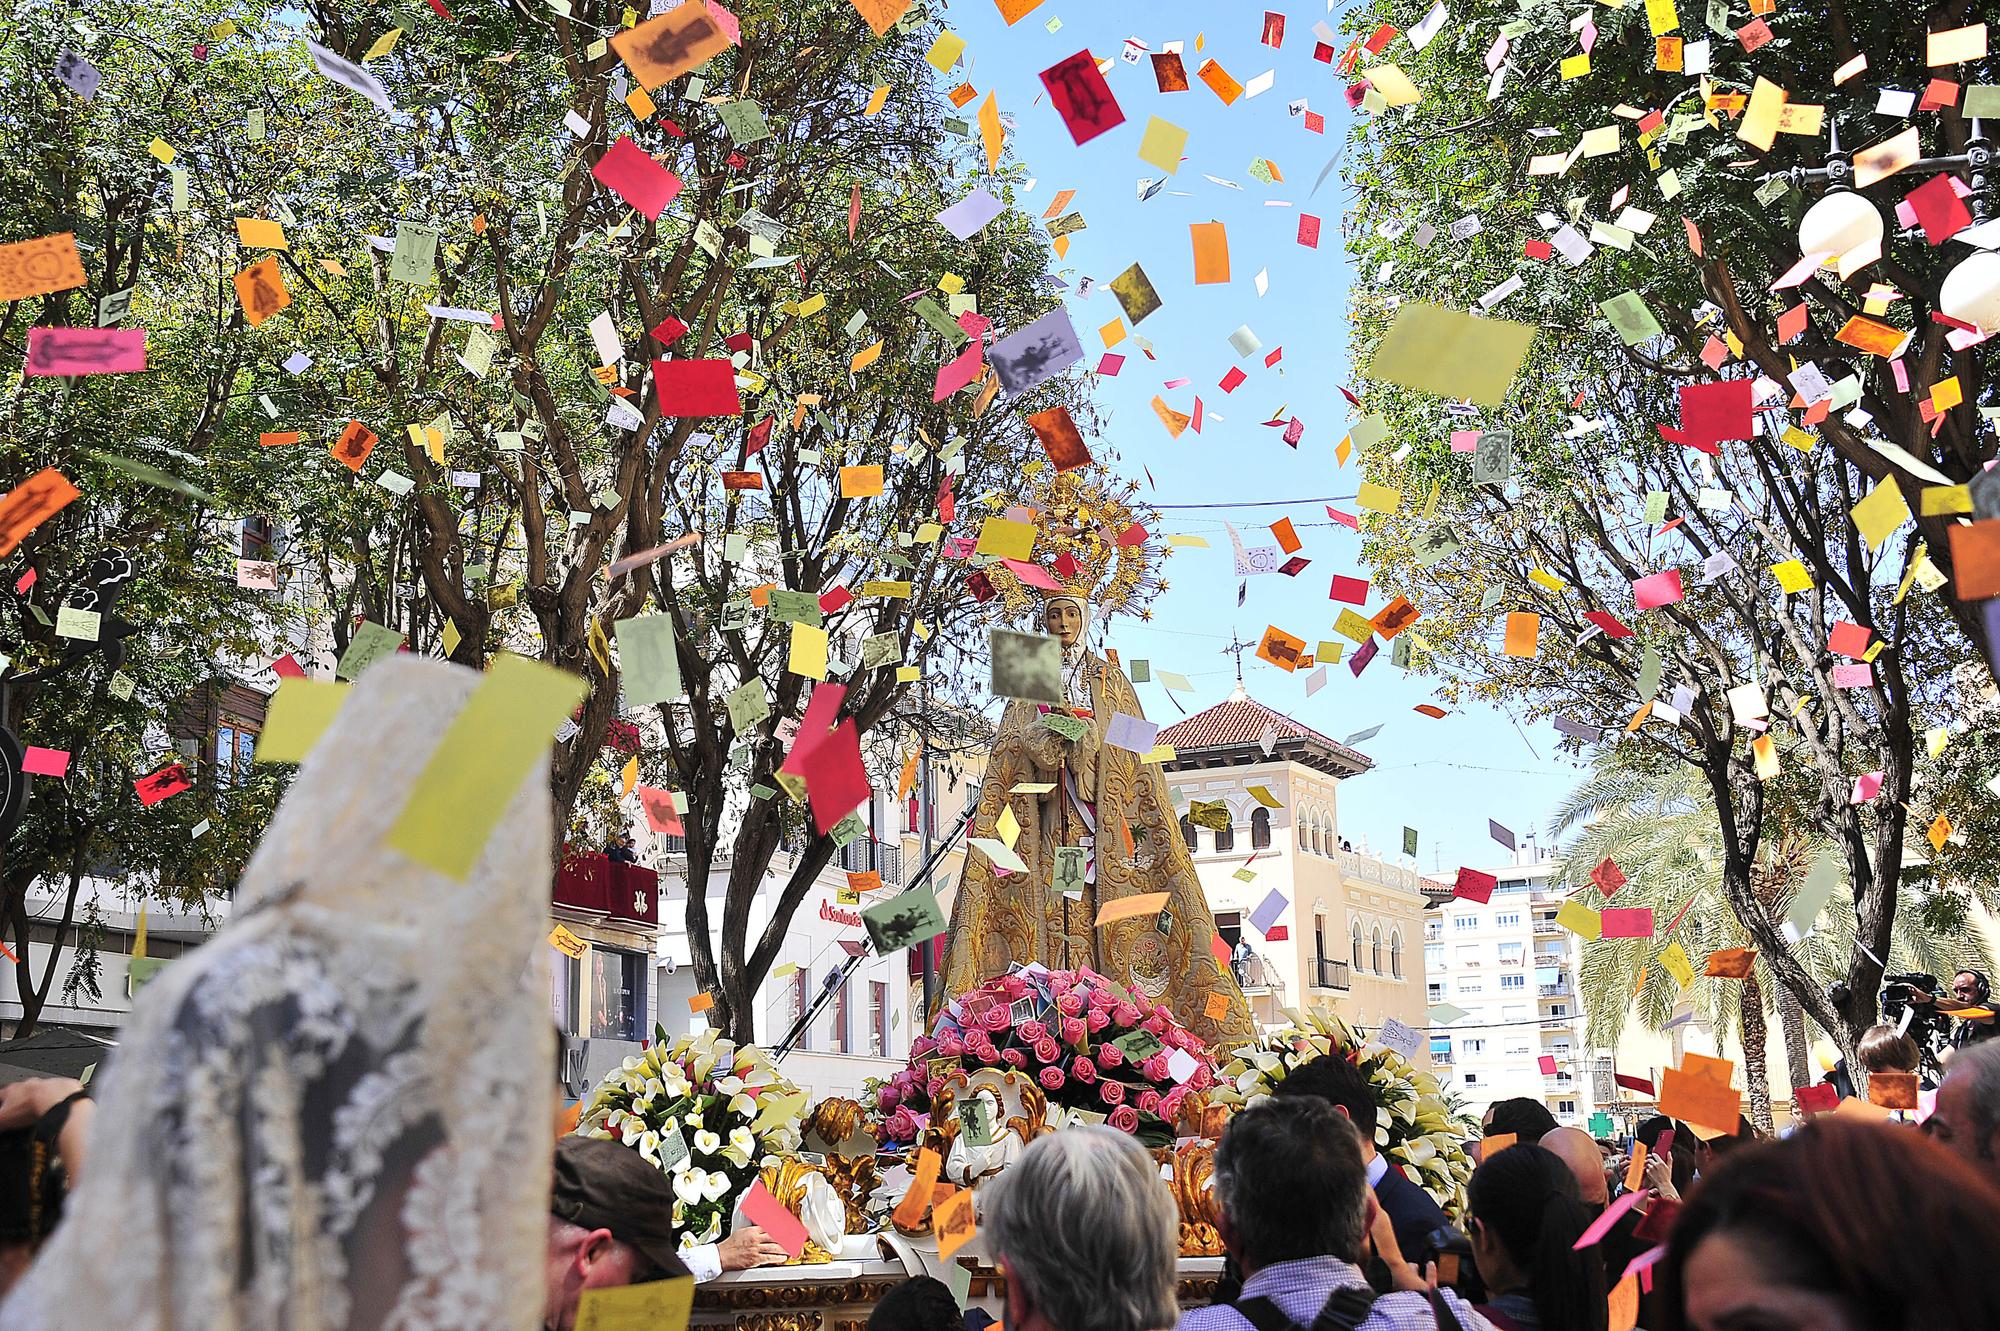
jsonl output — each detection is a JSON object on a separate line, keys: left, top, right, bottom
{"left": 1250, "top": 807, "right": 1272, "bottom": 850}
{"left": 1298, "top": 818, "right": 1310, "bottom": 850}
{"left": 1391, "top": 931, "right": 1404, "bottom": 979}
{"left": 1215, "top": 820, "right": 1235, "bottom": 853}
{"left": 1351, "top": 920, "right": 1364, "bottom": 969}
{"left": 1309, "top": 816, "right": 1322, "bottom": 856}
{"left": 1179, "top": 815, "right": 1197, "bottom": 851}
{"left": 1371, "top": 928, "right": 1383, "bottom": 975}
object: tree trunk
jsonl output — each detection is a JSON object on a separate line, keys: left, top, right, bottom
{"left": 1777, "top": 980, "right": 1811, "bottom": 1105}
{"left": 1740, "top": 971, "right": 1774, "bottom": 1135}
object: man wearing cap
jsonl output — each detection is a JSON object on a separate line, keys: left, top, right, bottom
{"left": 546, "top": 1136, "right": 694, "bottom": 1330}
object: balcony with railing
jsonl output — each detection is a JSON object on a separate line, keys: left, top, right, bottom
{"left": 1230, "top": 950, "right": 1282, "bottom": 993}
{"left": 770, "top": 835, "right": 907, "bottom": 886}
{"left": 1538, "top": 980, "right": 1572, "bottom": 998}
{"left": 836, "top": 838, "right": 905, "bottom": 886}
{"left": 1312, "top": 957, "right": 1352, "bottom": 991}
{"left": 1431, "top": 1050, "right": 1454, "bottom": 1066}
{"left": 1533, "top": 916, "right": 1562, "bottom": 937}
{"left": 552, "top": 851, "right": 661, "bottom": 929}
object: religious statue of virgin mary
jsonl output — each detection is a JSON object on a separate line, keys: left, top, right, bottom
{"left": 942, "top": 472, "right": 1254, "bottom": 1047}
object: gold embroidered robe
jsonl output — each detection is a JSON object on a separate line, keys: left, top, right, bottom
{"left": 942, "top": 652, "right": 1254, "bottom": 1047}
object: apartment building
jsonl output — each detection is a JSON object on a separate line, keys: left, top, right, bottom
{"left": 1422, "top": 852, "right": 1602, "bottom": 1128}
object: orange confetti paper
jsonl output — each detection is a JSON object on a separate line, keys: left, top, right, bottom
{"left": 1191, "top": 221, "right": 1230, "bottom": 284}
{"left": 1095, "top": 891, "right": 1171, "bottom": 926}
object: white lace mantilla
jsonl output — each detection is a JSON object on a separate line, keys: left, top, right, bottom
{"left": 1, "top": 659, "right": 555, "bottom": 1331}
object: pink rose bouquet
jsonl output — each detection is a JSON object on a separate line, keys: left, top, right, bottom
{"left": 867, "top": 968, "right": 1215, "bottom": 1148}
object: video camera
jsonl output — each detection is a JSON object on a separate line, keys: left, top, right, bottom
{"left": 1882, "top": 972, "right": 1954, "bottom": 1072}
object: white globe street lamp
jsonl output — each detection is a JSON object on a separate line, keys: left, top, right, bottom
{"left": 1940, "top": 249, "right": 2000, "bottom": 335}
{"left": 1796, "top": 189, "right": 1884, "bottom": 260}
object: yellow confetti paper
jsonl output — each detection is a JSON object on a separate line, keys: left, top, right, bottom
{"left": 236, "top": 217, "right": 288, "bottom": 249}
{"left": 978, "top": 91, "right": 1002, "bottom": 173}
{"left": 1137, "top": 116, "right": 1189, "bottom": 174}
{"left": 1771, "top": 559, "right": 1813, "bottom": 593}
{"left": 924, "top": 31, "right": 966, "bottom": 73}
{"left": 1356, "top": 482, "right": 1402, "bottom": 513}
{"left": 254, "top": 678, "right": 351, "bottom": 765}
{"left": 788, "top": 623, "right": 829, "bottom": 679}
{"left": 975, "top": 515, "right": 1036, "bottom": 560}
{"left": 1368, "top": 303, "right": 1536, "bottom": 407}
{"left": 1850, "top": 475, "right": 1908, "bottom": 551}
{"left": 1556, "top": 899, "right": 1602, "bottom": 940}
{"left": 385, "top": 655, "right": 589, "bottom": 880}
{"left": 1363, "top": 64, "right": 1422, "bottom": 105}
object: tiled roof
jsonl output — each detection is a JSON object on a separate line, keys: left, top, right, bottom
{"left": 1158, "top": 694, "right": 1374, "bottom": 774}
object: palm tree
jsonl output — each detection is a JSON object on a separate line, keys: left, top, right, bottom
{"left": 1551, "top": 747, "right": 1993, "bottom": 1130}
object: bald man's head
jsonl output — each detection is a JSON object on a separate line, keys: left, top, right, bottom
{"left": 1539, "top": 1126, "right": 1609, "bottom": 1207}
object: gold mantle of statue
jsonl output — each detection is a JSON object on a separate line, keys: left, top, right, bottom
{"left": 939, "top": 472, "right": 1254, "bottom": 1047}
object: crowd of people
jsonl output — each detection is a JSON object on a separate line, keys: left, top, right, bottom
{"left": 0, "top": 661, "right": 1993, "bottom": 1330}
{"left": 982, "top": 1042, "right": 2000, "bottom": 1331}
{"left": 2, "top": 1040, "right": 1997, "bottom": 1331}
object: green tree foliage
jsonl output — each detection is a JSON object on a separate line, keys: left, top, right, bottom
{"left": 6, "top": 0, "right": 1102, "bottom": 1039}
{"left": 1, "top": 0, "right": 313, "bottom": 1033}
{"left": 1552, "top": 744, "right": 1994, "bottom": 1121}
{"left": 1332, "top": 0, "right": 1997, "bottom": 1058}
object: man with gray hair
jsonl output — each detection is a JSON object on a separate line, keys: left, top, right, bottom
{"left": 985, "top": 1126, "right": 1180, "bottom": 1331}
{"left": 1176, "top": 1098, "right": 1493, "bottom": 1331}
{"left": 1928, "top": 1039, "right": 2000, "bottom": 1189}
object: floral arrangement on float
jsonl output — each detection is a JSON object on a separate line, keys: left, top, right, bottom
{"left": 1212, "top": 1004, "right": 1476, "bottom": 1217}
{"left": 576, "top": 1027, "right": 807, "bottom": 1250}
{"left": 871, "top": 966, "right": 1216, "bottom": 1154}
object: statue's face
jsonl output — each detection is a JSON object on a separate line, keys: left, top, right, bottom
{"left": 1044, "top": 599, "right": 1083, "bottom": 649}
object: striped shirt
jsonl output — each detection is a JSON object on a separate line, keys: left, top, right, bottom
{"left": 1175, "top": 1257, "right": 1497, "bottom": 1331}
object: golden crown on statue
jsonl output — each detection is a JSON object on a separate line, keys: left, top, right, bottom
{"left": 984, "top": 466, "right": 1168, "bottom": 622}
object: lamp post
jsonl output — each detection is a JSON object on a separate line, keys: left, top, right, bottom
{"left": 1767, "top": 117, "right": 2000, "bottom": 331}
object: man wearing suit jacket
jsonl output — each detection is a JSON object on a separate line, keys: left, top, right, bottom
{"left": 1273, "top": 1054, "right": 1449, "bottom": 1266}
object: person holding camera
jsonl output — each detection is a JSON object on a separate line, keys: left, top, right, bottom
{"left": 1943, "top": 971, "right": 1997, "bottom": 1049}
{"left": 1895, "top": 970, "right": 1997, "bottom": 1054}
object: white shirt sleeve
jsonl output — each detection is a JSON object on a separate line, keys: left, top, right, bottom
{"left": 683, "top": 1242, "right": 723, "bottom": 1283}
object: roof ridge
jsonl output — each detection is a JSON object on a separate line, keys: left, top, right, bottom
{"left": 1156, "top": 694, "right": 1372, "bottom": 772}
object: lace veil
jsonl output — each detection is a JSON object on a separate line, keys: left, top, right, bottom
{"left": 0, "top": 657, "right": 557, "bottom": 1330}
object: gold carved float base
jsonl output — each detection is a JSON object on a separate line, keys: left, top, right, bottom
{"left": 692, "top": 1264, "right": 1223, "bottom": 1331}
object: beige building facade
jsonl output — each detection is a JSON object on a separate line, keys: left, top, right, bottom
{"left": 1159, "top": 689, "right": 1438, "bottom": 1052}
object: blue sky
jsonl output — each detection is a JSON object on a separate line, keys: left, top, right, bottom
{"left": 932, "top": 0, "right": 1587, "bottom": 874}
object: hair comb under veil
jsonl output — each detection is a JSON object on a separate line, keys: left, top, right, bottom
{"left": 0, "top": 658, "right": 556, "bottom": 1331}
